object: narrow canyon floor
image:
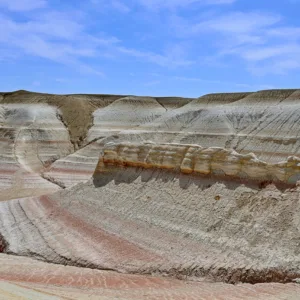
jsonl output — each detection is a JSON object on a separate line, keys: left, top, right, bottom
{"left": 1, "top": 89, "right": 300, "bottom": 299}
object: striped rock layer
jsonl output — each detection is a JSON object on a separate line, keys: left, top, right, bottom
{"left": 3, "top": 89, "right": 300, "bottom": 189}
{"left": 1, "top": 157, "right": 300, "bottom": 284}
{"left": 100, "top": 142, "right": 300, "bottom": 185}
{"left": 1, "top": 254, "right": 300, "bottom": 300}
{"left": 1, "top": 89, "right": 300, "bottom": 298}
{"left": 38, "top": 89, "right": 300, "bottom": 188}
{"left": 0, "top": 103, "right": 73, "bottom": 199}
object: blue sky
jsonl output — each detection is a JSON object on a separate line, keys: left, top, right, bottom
{"left": 0, "top": 0, "right": 300, "bottom": 97}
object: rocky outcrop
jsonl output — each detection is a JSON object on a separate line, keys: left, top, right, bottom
{"left": 99, "top": 142, "right": 300, "bottom": 185}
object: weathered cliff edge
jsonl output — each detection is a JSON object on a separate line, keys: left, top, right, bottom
{"left": 97, "top": 142, "right": 300, "bottom": 185}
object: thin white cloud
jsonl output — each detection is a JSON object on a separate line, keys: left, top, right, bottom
{"left": 267, "top": 27, "right": 300, "bottom": 39}
{"left": 90, "top": 0, "right": 130, "bottom": 13}
{"left": 174, "top": 75, "right": 244, "bottom": 86}
{"left": 249, "top": 59, "right": 300, "bottom": 76}
{"left": 138, "top": 0, "right": 236, "bottom": 10}
{"left": 111, "top": 1, "right": 131, "bottom": 13}
{"left": 173, "top": 76, "right": 273, "bottom": 90}
{"left": 171, "top": 10, "right": 300, "bottom": 75}
{"left": 171, "top": 12, "right": 281, "bottom": 37}
{"left": 0, "top": 0, "right": 46, "bottom": 11}
{"left": 117, "top": 46, "right": 194, "bottom": 67}
{"left": 0, "top": 11, "right": 118, "bottom": 75}
{"left": 215, "top": 19, "right": 300, "bottom": 75}
{"left": 0, "top": 5, "right": 192, "bottom": 73}
{"left": 201, "top": 12, "right": 281, "bottom": 34}
{"left": 240, "top": 44, "right": 300, "bottom": 62}
{"left": 2, "top": 0, "right": 297, "bottom": 79}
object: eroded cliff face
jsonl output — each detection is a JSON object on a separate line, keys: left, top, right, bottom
{"left": 1, "top": 89, "right": 300, "bottom": 298}
{"left": 99, "top": 142, "right": 300, "bottom": 185}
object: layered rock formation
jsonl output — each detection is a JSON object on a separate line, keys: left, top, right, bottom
{"left": 1, "top": 89, "right": 300, "bottom": 299}
{"left": 100, "top": 142, "right": 300, "bottom": 185}
{"left": 55, "top": 89, "right": 300, "bottom": 187}
{"left": 43, "top": 96, "right": 182, "bottom": 188}
{"left": 2, "top": 159, "right": 300, "bottom": 284}
{"left": 1, "top": 254, "right": 300, "bottom": 300}
{"left": 0, "top": 102, "right": 72, "bottom": 199}
{"left": 3, "top": 89, "right": 299, "bottom": 190}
